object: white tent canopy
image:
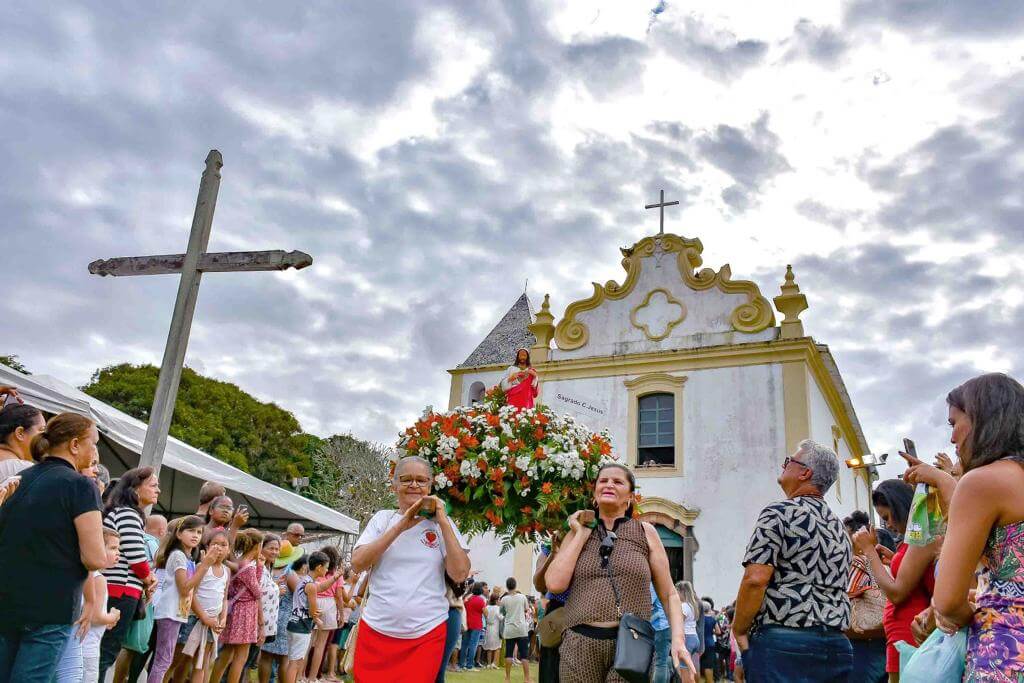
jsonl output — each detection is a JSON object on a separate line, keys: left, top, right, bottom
{"left": 0, "top": 364, "right": 358, "bottom": 534}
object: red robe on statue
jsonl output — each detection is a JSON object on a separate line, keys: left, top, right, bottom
{"left": 504, "top": 366, "right": 538, "bottom": 409}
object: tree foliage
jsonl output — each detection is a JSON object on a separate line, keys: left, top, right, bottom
{"left": 0, "top": 355, "right": 29, "bottom": 374}
{"left": 82, "top": 363, "right": 311, "bottom": 488}
{"left": 307, "top": 434, "right": 396, "bottom": 529}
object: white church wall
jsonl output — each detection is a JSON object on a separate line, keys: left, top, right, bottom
{"left": 806, "top": 368, "right": 862, "bottom": 520}
{"left": 551, "top": 256, "right": 777, "bottom": 361}
{"left": 536, "top": 363, "right": 787, "bottom": 605}
{"left": 454, "top": 369, "right": 504, "bottom": 408}
{"left": 465, "top": 530, "right": 524, "bottom": 592}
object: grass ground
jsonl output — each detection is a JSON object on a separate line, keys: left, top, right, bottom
{"left": 446, "top": 662, "right": 539, "bottom": 682}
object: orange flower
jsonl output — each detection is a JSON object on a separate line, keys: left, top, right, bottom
{"left": 494, "top": 497, "right": 506, "bottom": 507}
{"left": 489, "top": 467, "right": 505, "bottom": 482}
{"left": 477, "top": 458, "right": 488, "bottom": 473}
{"left": 520, "top": 506, "right": 533, "bottom": 515}
{"left": 546, "top": 501, "right": 560, "bottom": 512}
{"left": 486, "top": 509, "right": 502, "bottom": 526}
{"left": 538, "top": 414, "right": 550, "bottom": 426}
{"left": 541, "top": 482, "right": 553, "bottom": 494}
{"left": 534, "top": 426, "right": 545, "bottom": 440}
{"left": 534, "top": 446, "right": 547, "bottom": 460}
{"left": 462, "top": 435, "right": 479, "bottom": 448}
{"left": 407, "top": 439, "right": 418, "bottom": 452}
{"left": 507, "top": 439, "right": 523, "bottom": 453}
{"left": 486, "top": 414, "right": 500, "bottom": 428}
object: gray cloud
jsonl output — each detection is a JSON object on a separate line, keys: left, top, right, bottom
{"left": 651, "top": 16, "right": 768, "bottom": 81}
{"left": 782, "top": 19, "right": 848, "bottom": 67}
{"left": 695, "top": 113, "right": 792, "bottom": 212}
{"left": 845, "top": 0, "right": 1024, "bottom": 37}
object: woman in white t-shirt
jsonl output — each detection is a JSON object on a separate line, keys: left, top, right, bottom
{"left": 350, "top": 456, "right": 471, "bottom": 683}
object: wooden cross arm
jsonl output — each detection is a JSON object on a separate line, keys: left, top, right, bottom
{"left": 88, "top": 250, "right": 313, "bottom": 277}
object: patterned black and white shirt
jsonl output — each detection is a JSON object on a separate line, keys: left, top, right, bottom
{"left": 743, "top": 495, "right": 852, "bottom": 630}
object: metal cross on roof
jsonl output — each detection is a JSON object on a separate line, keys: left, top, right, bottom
{"left": 645, "top": 189, "right": 679, "bottom": 235}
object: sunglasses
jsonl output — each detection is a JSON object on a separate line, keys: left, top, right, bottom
{"left": 599, "top": 530, "right": 617, "bottom": 569}
{"left": 782, "top": 456, "right": 812, "bottom": 472}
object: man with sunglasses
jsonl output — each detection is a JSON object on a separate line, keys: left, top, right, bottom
{"left": 731, "top": 440, "right": 853, "bottom": 682}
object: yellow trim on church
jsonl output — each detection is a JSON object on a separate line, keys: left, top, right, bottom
{"left": 552, "top": 233, "right": 775, "bottom": 350}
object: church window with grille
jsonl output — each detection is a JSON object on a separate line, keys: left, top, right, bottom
{"left": 638, "top": 393, "right": 675, "bottom": 467}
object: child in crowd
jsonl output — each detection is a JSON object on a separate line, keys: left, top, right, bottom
{"left": 81, "top": 527, "right": 123, "bottom": 682}
{"left": 284, "top": 552, "right": 328, "bottom": 683}
{"left": 210, "top": 528, "right": 265, "bottom": 683}
{"left": 170, "top": 528, "right": 231, "bottom": 682}
{"left": 307, "top": 545, "right": 343, "bottom": 681}
{"left": 149, "top": 515, "right": 219, "bottom": 683}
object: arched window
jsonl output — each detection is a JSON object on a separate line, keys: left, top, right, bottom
{"left": 638, "top": 392, "right": 674, "bottom": 467}
{"left": 469, "top": 381, "right": 487, "bottom": 404}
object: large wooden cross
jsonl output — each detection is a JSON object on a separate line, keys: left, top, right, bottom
{"left": 88, "top": 150, "right": 313, "bottom": 477}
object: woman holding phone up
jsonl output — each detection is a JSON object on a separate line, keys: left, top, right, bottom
{"left": 852, "top": 479, "right": 939, "bottom": 682}
{"left": 349, "top": 456, "right": 471, "bottom": 683}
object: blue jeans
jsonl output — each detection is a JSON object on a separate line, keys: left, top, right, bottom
{"left": 459, "top": 629, "right": 482, "bottom": 670}
{"left": 435, "top": 607, "right": 463, "bottom": 683}
{"left": 743, "top": 626, "right": 852, "bottom": 683}
{"left": 651, "top": 628, "right": 672, "bottom": 683}
{"left": 52, "top": 625, "right": 82, "bottom": 683}
{"left": 0, "top": 622, "right": 73, "bottom": 683}
{"left": 848, "top": 638, "right": 886, "bottom": 683}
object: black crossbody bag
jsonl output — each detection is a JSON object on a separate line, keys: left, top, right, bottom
{"left": 602, "top": 533, "right": 655, "bottom": 683}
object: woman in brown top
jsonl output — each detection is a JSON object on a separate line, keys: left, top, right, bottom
{"left": 545, "top": 463, "right": 696, "bottom": 682}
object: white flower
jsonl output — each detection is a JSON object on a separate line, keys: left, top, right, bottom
{"left": 418, "top": 446, "right": 431, "bottom": 457}
{"left": 482, "top": 435, "right": 500, "bottom": 451}
{"left": 434, "top": 472, "right": 450, "bottom": 489}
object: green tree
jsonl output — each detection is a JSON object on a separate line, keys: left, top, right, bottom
{"left": 0, "top": 355, "right": 29, "bottom": 374}
{"left": 82, "top": 363, "right": 311, "bottom": 488}
{"left": 307, "top": 434, "right": 396, "bottom": 529}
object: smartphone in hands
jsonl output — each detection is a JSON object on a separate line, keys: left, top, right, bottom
{"left": 903, "top": 438, "right": 917, "bottom": 458}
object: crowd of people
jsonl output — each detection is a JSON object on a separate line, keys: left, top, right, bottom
{"left": 0, "top": 394, "right": 368, "bottom": 683}
{"left": 1, "top": 369, "right": 1023, "bottom": 682}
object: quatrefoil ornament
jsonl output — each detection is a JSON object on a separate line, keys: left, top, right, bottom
{"left": 630, "top": 288, "right": 687, "bottom": 341}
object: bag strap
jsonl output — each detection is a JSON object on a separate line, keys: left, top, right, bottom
{"left": 600, "top": 527, "right": 623, "bottom": 619}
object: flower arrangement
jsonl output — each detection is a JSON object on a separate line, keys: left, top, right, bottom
{"left": 397, "top": 388, "right": 616, "bottom": 549}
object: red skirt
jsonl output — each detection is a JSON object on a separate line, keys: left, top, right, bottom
{"left": 353, "top": 619, "right": 446, "bottom": 683}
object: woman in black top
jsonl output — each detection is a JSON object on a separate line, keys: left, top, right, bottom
{"left": 0, "top": 412, "right": 108, "bottom": 683}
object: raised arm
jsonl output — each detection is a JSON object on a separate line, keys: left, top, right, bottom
{"left": 351, "top": 505, "right": 423, "bottom": 573}
{"left": 853, "top": 531, "right": 938, "bottom": 605}
{"left": 934, "top": 469, "right": 1002, "bottom": 630}
{"left": 543, "top": 511, "right": 593, "bottom": 594}
{"left": 434, "top": 499, "right": 470, "bottom": 583}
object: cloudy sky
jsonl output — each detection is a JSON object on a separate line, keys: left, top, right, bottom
{"left": 3, "top": 1, "right": 1023, "bottom": 478}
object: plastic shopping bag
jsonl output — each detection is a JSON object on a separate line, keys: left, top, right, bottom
{"left": 897, "top": 628, "right": 967, "bottom": 683}
{"left": 906, "top": 483, "right": 946, "bottom": 546}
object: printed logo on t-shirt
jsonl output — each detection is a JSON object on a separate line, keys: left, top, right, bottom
{"left": 420, "top": 529, "right": 440, "bottom": 549}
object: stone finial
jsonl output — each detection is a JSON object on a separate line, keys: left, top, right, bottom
{"left": 528, "top": 293, "right": 556, "bottom": 360}
{"left": 773, "top": 265, "right": 808, "bottom": 339}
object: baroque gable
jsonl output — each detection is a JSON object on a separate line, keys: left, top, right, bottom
{"left": 551, "top": 234, "right": 777, "bottom": 360}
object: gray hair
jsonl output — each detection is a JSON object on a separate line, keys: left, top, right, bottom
{"left": 797, "top": 439, "right": 839, "bottom": 493}
{"left": 394, "top": 455, "right": 432, "bottom": 480}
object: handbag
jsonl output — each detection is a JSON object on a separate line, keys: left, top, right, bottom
{"left": 124, "top": 600, "right": 154, "bottom": 652}
{"left": 849, "top": 586, "right": 886, "bottom": 633}
{"left": 537, "top": 604, "right": 566, "bottom": 648}
{"left": 604, "top": 545, "right": 654, "bottom": 683}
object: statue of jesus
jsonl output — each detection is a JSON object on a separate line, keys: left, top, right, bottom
{"left": 501, "top": 348, "right": 539, "bottom": 409}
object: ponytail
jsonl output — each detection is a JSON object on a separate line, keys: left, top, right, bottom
{"left": 29, "top": 412, "right": 94, "bottom": 461}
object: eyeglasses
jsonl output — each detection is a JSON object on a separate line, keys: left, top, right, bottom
{"left": 599, "top": 530, "right": 617, "bottom": 569}
{"left": 782, "top": 456, "right": 812, "bottom": 472}
{"left": 398, "top": 476, "right": 432, "bottom": 488}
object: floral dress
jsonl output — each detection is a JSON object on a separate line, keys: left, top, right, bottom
{"left": 262, "top": 566, "right": 292, "bottom": 656}
{"left": 221, "top": 561, "right": 262, "bottom": 645}
{"left": 966, "top": 518, "right": 1024, "bottom": 681}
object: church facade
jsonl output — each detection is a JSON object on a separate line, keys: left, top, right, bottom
{"left": 447, "top": 232, "right": 871, "bottom": 604}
